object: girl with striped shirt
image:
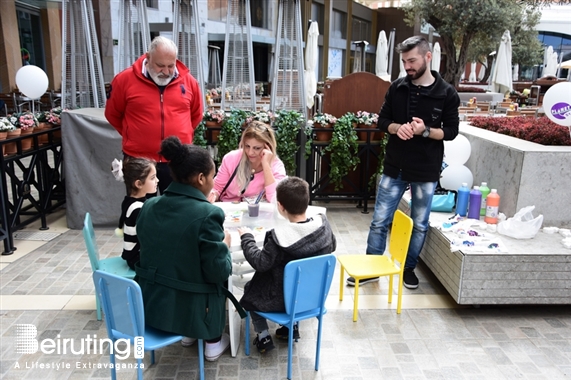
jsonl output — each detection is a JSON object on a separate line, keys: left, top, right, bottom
{"left": 114, "top": 157, "right": 158, "bottom": 269}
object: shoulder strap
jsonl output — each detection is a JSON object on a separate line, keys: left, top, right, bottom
{"left": 219, "top": 165, "right": 239, "bottom": 200}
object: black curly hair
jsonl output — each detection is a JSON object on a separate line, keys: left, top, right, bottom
{"left": 159, "top": 136, "right": 214, "bottom": 184}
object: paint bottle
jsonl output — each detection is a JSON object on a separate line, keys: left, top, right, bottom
{"left": 456, "top": 182, "right": 470, "bottom": 217}
{"left": 479, "top": 182, "right": 490, "bottom": 216}
{"left": 484, "top": 189, "right": 501, "bottom": 224}
{"left": 468, "top": 186, "right": 482, "bottom": 220}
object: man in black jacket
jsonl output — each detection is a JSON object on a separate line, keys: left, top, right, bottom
{"left": 347, "top": 35, "right": 459, "bottom": 289}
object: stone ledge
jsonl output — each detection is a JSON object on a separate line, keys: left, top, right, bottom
{"left": 399, "top": 198, "right": 571, "bottom": 305}
{"left": 461, "top": 122, "right": 571, "bottom": 228}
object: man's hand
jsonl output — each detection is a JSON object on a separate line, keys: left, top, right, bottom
{"left": 223, "top": 230, "right": 231, "bottom": 247}
{"left": 396, "top": 122, "right": 414, "bottom": 140}
{"left": 410, "top": 117, "right": 426, "bottom": 136}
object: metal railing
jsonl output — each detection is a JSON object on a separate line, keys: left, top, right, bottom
{"left": 1, "top": 127, "right": 65, "bottom": 255}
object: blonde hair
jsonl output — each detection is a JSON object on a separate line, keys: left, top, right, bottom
{"left": 236, "top": 121, "right": 278, "bottom": 191}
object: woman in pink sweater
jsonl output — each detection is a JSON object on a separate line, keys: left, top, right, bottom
{"left": 208, "top": 121, "right": 286, "bottom": 203}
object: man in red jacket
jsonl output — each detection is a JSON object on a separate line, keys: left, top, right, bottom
{"left": 105, "top": 36, "right": 203, "bottom": 193}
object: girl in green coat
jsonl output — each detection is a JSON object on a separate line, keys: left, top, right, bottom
{"left": 136, "top": 136, "right": 242, "bottom": 362}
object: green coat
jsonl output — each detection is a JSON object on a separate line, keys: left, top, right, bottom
{"left": 135, "top": 182, "right": 232, "bottom": 340}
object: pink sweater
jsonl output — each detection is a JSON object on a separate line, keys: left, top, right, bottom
{"left": 213, "top": 150, "right": 286, "bottom": 202}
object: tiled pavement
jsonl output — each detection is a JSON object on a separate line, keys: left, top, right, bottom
{"left": 1, "top": 204, "right": 571, "bottom": 379}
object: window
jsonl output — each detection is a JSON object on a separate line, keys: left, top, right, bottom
{"left": 208, "top": 0, "right": 227, "bottom": 22}
{"left": 331, "top": 10, "right": 346, "bottom": 40}
{"left": 310, "top": 3, "right": 324, "bottom": 35}
{"left": 145, "top": 0, "right": 158, "bottom": 9}
{"left": 250, "top": 0, "right": 273, "bottom": 30}
{"left": 352, "top": 18, "right": 370, "bottom": 43}
{"left": 17, "top": 7, "right": 45, "bottom": 70}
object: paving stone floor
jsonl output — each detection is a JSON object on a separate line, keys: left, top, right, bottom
{"left": 1, "top": 203, "right": 571, "bottom": 379}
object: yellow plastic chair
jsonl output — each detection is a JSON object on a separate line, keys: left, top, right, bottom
{"left": 337, "top": 210, "right": 413, "bottom": 321}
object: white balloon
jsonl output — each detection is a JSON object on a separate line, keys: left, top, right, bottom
{"left": 542, "top": 82, "right": 571, "bottom": 127}
{"left": 15, "top": 65, "right": 49, "bottom": 99}
{"left": 443, "top": 134, "right": 471, "bottom": 165}
{"left": 440, "top": 164, "right": 473, "bottom": 191}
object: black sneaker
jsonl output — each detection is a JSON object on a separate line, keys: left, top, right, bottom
{"left": 403, "top": 268, "right": 419, "bottom": 289}
{"left": 275, "top": 324, "right": 300, "bottom": 341}
{"left": 253, "top": 335, "right": 275, "bottom": 353}
{"left": 346, "top": 276, "right": 379, "bottom": 286}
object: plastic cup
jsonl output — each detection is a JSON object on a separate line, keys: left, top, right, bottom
{"left": 248, "top": 203, "right": 260, "bottom": 217}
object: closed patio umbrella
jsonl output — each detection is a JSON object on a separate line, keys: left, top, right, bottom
{"left": 375, "top": 30, "right": 389, "bottom": 80}
{"left": 431, "top": 42, "right": 441, "bottom": 73}
{"left": 491, "top": 30, "right": 512, "bottom": 95}
{"left": 304, "top": 21, "right": 319, "bottom": 109}
{"left": 544, "top": 50, "right": 558, "bottom": 77}
{"left": 477, "top": 64, "right": 486, "bottom": 81}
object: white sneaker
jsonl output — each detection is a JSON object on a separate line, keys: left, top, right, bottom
{"left": 204, "top": 333, "right": 230, "bottom": 362}
{"left": 181, "top": 337, "right": 196, "bottom": 347}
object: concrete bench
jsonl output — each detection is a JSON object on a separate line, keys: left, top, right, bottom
{"left": 399, "top": 198, "right": 571, "bottom": 305}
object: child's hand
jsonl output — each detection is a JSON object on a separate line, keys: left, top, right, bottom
{"left": 223, "top": 230, "right": 231, "bottom": 247}
{"left": 237, "top": 227, "right": 252, "bottom": 236}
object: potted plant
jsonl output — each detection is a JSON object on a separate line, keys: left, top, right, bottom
{"left": 311, "top": 113, "right": 337, "bottom": 141}
{"left": 203, "top": 108, "right": 226, "bottom": 142}
{"left": 273, "top": 110, "right": 305, "bottom": 175}
{"left": 0, "top": 117, "right": 16, "bottom": 156}
{"left": 35, "top": 110, "right": 53, "bottom": 145}
{"left": 16, "top": 111, "right": 38, "bottom": 151}
{"left": 216, "top": 108, "right": 248, "bottom": 164}
{"left": 246, "top": 110, "right": 275, "bottom": 124}
{"left": 325, "top": 112, "right": 360, "bottom": 190}
{"left": 354, "top": 111, "right": 379, "bottom": 141}
{"left": 192, "top": 120, "right": 208, "bottom": 148}
{"left": 47, "top": 107, "right": 64, "bottom": 140}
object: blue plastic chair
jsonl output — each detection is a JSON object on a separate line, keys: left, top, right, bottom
{"left": 245, "top": 254, "right": 336, "bottom": 379}
{"left": 83, "top": 212, "right": 135, "bottom": 320}
{"left": 93, "top": 271, "right": 204, "bottom": 380}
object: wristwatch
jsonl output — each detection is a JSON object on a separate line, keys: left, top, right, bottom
{"left": 422, "top": 125, "right": 431, "bottom": 138}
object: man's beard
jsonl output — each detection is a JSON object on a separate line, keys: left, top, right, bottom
{"left": 406, "top": 58, "right": 428, "bottom": 80}
{"left": 148, "top": 67, "right": 173, "bottom": 86}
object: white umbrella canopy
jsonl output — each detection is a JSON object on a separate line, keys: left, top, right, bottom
{"left": 491, "top": 30, "right": 513, "bottom": 95}
{"left": 431, "top": 42, "right": 441, "bottom": 72}
{"left": 477, "top": 64, "right": 486, "bottom": 81}
{"left": 304, "top": 21, "right": 319, "bottom": 109}
{"left": 375, "top": 30, "right": 390, "bottom": 80}
{"left": 544, "top": 51, "right": 558, "bottom": 77}
{"left": 512, "top": 63, "right": 519, "bottom": 81}
{"left": 469, "top": 61, "right": 477, "bottom": 82}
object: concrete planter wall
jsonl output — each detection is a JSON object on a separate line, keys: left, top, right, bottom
{"left": 461, "top": 122, "right": 571, "bottom": 228}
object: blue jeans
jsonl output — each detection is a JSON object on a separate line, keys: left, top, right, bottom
{"left": 366, "top": 174, "right": 436, "bottom": 269}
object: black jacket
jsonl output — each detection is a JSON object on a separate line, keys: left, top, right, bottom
{"left": 239, "top": 214, "right": 336, "bottom": 312}
{"left": 378, "top": 71, "right": 460, "bottom": 182}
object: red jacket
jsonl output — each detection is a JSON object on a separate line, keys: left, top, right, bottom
{"left": 105, "top": 55, "right": 203, "bottom": 161}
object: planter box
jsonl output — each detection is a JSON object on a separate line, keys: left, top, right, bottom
{"left": 405, "top": 124, "right": 571, "bottom": 305}
{"left": 461, "top": 122, "right": 571, "bottom": 228}
{"left": 399, "top": 199, "right": 571, "bottom": 305}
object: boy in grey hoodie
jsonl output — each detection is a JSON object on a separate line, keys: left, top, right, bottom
{"left": 238, "top": 176, "right": 337, "bottom": 353}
